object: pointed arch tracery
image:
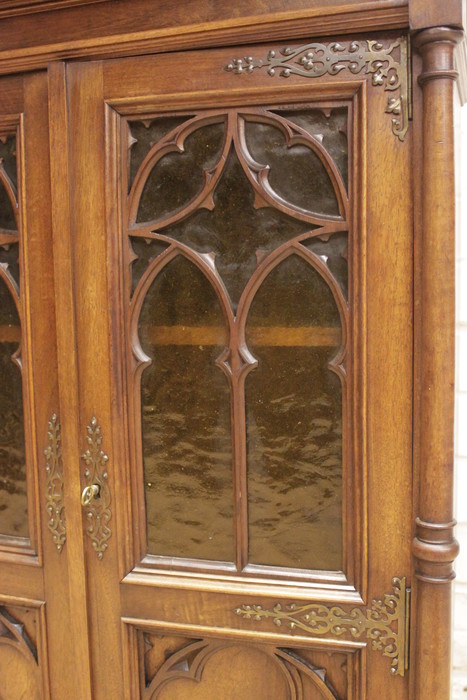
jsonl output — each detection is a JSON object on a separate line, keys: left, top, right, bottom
{"left": 0, "top": 129, "right": 28, "bottom": 541}
{"left": 124, "top": 104, "right": 350, "bottom": 572}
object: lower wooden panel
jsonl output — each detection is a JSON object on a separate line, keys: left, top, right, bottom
{"left": 0, "top": 598, "right": 49, "bottom": 698}
{"left": 123, "top": 620, "right": 364, "bottom": 699}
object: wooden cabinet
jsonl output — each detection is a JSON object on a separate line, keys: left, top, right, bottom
{"left": 0, "top": 2, "right": 463, "bottom": 698}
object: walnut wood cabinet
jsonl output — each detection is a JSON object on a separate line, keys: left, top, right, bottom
{"left": 0, "top": 1, "right": 464, "bottom": 698}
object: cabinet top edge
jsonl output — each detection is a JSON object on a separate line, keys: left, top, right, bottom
{"left": 0, "top": 0, "right": 463, "bottom": 79}
{"left": 0, "top": 1, "right": 412, "bottom": 78}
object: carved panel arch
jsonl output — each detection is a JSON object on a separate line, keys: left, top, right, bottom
{"left": 143, "top": 638, "right": 341, "bottom": 700}
{"left": 0, "top": 605, "right": 42, "bottom": 699}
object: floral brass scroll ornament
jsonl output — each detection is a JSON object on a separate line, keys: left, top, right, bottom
{"left": 44, "top": 413, "right": 66, "bottom": 552}
{"left": 235, "top": 577, "right": 410, "bottom": 677}
{"left": 226, "top": 37, "right": 410, "bottom": 142}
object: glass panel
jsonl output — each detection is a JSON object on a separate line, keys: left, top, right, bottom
{"left": 304, "top": 232, "right": 348, "bottom": 299}
{"left": 139, "top": 256, "right": 233, "bottom": 561}
{"left": 136, "top": 121, "right": 226, "bottom": 223}
{"left": 0, "top": 277, "right": 27, "bottom": 538}
{"left": 273, "top": 107, "right": 348, "bottom": 189}
{"left": 0, "top": 241, "right": 20, "bottom": 286}
{"left": 0, "top": 135, "right": 18, "bottom": 190}
{"left": 130, "top": 237, "right": 170, "bottom": 294}
{"left": 129, "top": 117, "right": 192, "bottom": 191}
{"left": 164, "top": 150, "right": 311, "bottom": 305}
{"left": 0, "top": 180, "right": 16, "bottom": 232}
{"left": 243, "top": 119, "right": 339, "bottom": 216}
{"left": 246, "top": 254, "right": 343, "bottom": 571}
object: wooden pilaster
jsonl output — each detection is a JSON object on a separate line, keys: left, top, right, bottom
{"left": 412, "top": 26, "right": 463, "bottom": 700}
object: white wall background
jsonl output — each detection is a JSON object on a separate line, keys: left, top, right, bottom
{"left": 453, "top": 97, "right": 467, "bottom": 700}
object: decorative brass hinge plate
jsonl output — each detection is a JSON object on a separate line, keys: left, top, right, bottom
{"left": 235, "top": 577, "right": 411, "bottom": 677}
{"left": 225, "top": 36, "right": 411, "bottom": 142}
{"left": 81, "top": 416, "right": 111, "bottom": 559}
{"left": 44, "top": 413, "right": 66, "bottom": 552}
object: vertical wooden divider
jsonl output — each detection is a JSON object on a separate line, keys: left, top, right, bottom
{"left": 67, "top": 59, "right": 124, "bottom": 699}
{"left": 412, "top": 26, "right": 463, "bottom": 700}
{"left": 47, "top": 61, "right": 93, "bottom": 700}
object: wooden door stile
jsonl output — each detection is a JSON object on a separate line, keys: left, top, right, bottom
{"left": 47, "top": 61, "right": 93, "bottom": 700}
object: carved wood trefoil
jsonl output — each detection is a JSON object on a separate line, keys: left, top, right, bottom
{"left": 226, "top": 37, "right": 410, "bottom": 142}
{"left": 44, "top": 413, "right": 66, "bottom": 552}
{"left": 81, "top": 416, "right": 111, "bottom": 559}
{"left": 235, "top": 577, "right": 411, "bottom": 677}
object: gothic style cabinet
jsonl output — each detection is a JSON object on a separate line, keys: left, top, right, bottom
{"left": 0, "top": 1, "right": 463, "bottom": 698}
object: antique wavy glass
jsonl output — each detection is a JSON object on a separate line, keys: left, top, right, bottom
{"left": 0, "top": 135, "right": 27, "bottom": 539}
{"left": 126, "top": 107, "right": 349, "bottom": 572}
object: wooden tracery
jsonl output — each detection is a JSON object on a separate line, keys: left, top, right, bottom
{"left": 123, "top": 106, "right": 351, "bottom": 575}
{"left": 0, "top": 129, "right": 28, "bottom": 543}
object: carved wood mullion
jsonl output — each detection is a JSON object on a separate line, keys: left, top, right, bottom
{"left": 412, "top": 26, "right": 463, "bottom": 700}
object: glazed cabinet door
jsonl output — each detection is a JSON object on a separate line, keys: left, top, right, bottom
{"left": 0, "top": 72, "right": 80, "bottom": 698}
{"left": 64, "top": 34, "right": 413, "bottom": 699}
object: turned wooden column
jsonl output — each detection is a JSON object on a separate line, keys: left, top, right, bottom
{"left": 412, "top": 26, "right": 462, "bottom": 700}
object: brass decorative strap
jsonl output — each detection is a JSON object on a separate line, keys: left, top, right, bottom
{"left": 81, "top": 416, "right": 111, "bottom": 559}
{"left": 225, "top": 36, "right": 411, "bottom": 142}
{"left": 235, "top": 576, "right": 410, "bottom": 677}
{"left": 44, "top": 413, "right": 66, "bottom": 552}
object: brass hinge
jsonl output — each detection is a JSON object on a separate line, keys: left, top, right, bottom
{"left": 235, "top": 576, "right": 411, "bottom": 677}
{"left": 226, "top": 36, "right": 412, "bottom": 142}
{"left": 407, "top": 34, "right": 413, "bottom": 122}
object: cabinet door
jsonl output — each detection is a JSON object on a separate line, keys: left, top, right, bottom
{"left": 64, "top": 34, "right": 413, "bottom": 699}
{"left": 0, "top": 72, "right": 80, "bottom": 698}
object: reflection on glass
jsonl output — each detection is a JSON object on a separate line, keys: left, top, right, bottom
{"left": 246, "top": 254, "right": 343, "bottom": 570}
{"left": 273, "top": 107, "right": 348, "bottom": 189}
{"left": 136, "top": 121, "right": 226, "bottom": 223}
{"left": 244, "top": 120, "right": 339, "bottom": 216}
{"left": 164, "top": 151, "right": 311, "bottom": 304}
{"left": 139, "top": 256, "right": 233, "bottom": 561}
{"left": 0, "top": 277, "right": 27, "bottom": 538}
